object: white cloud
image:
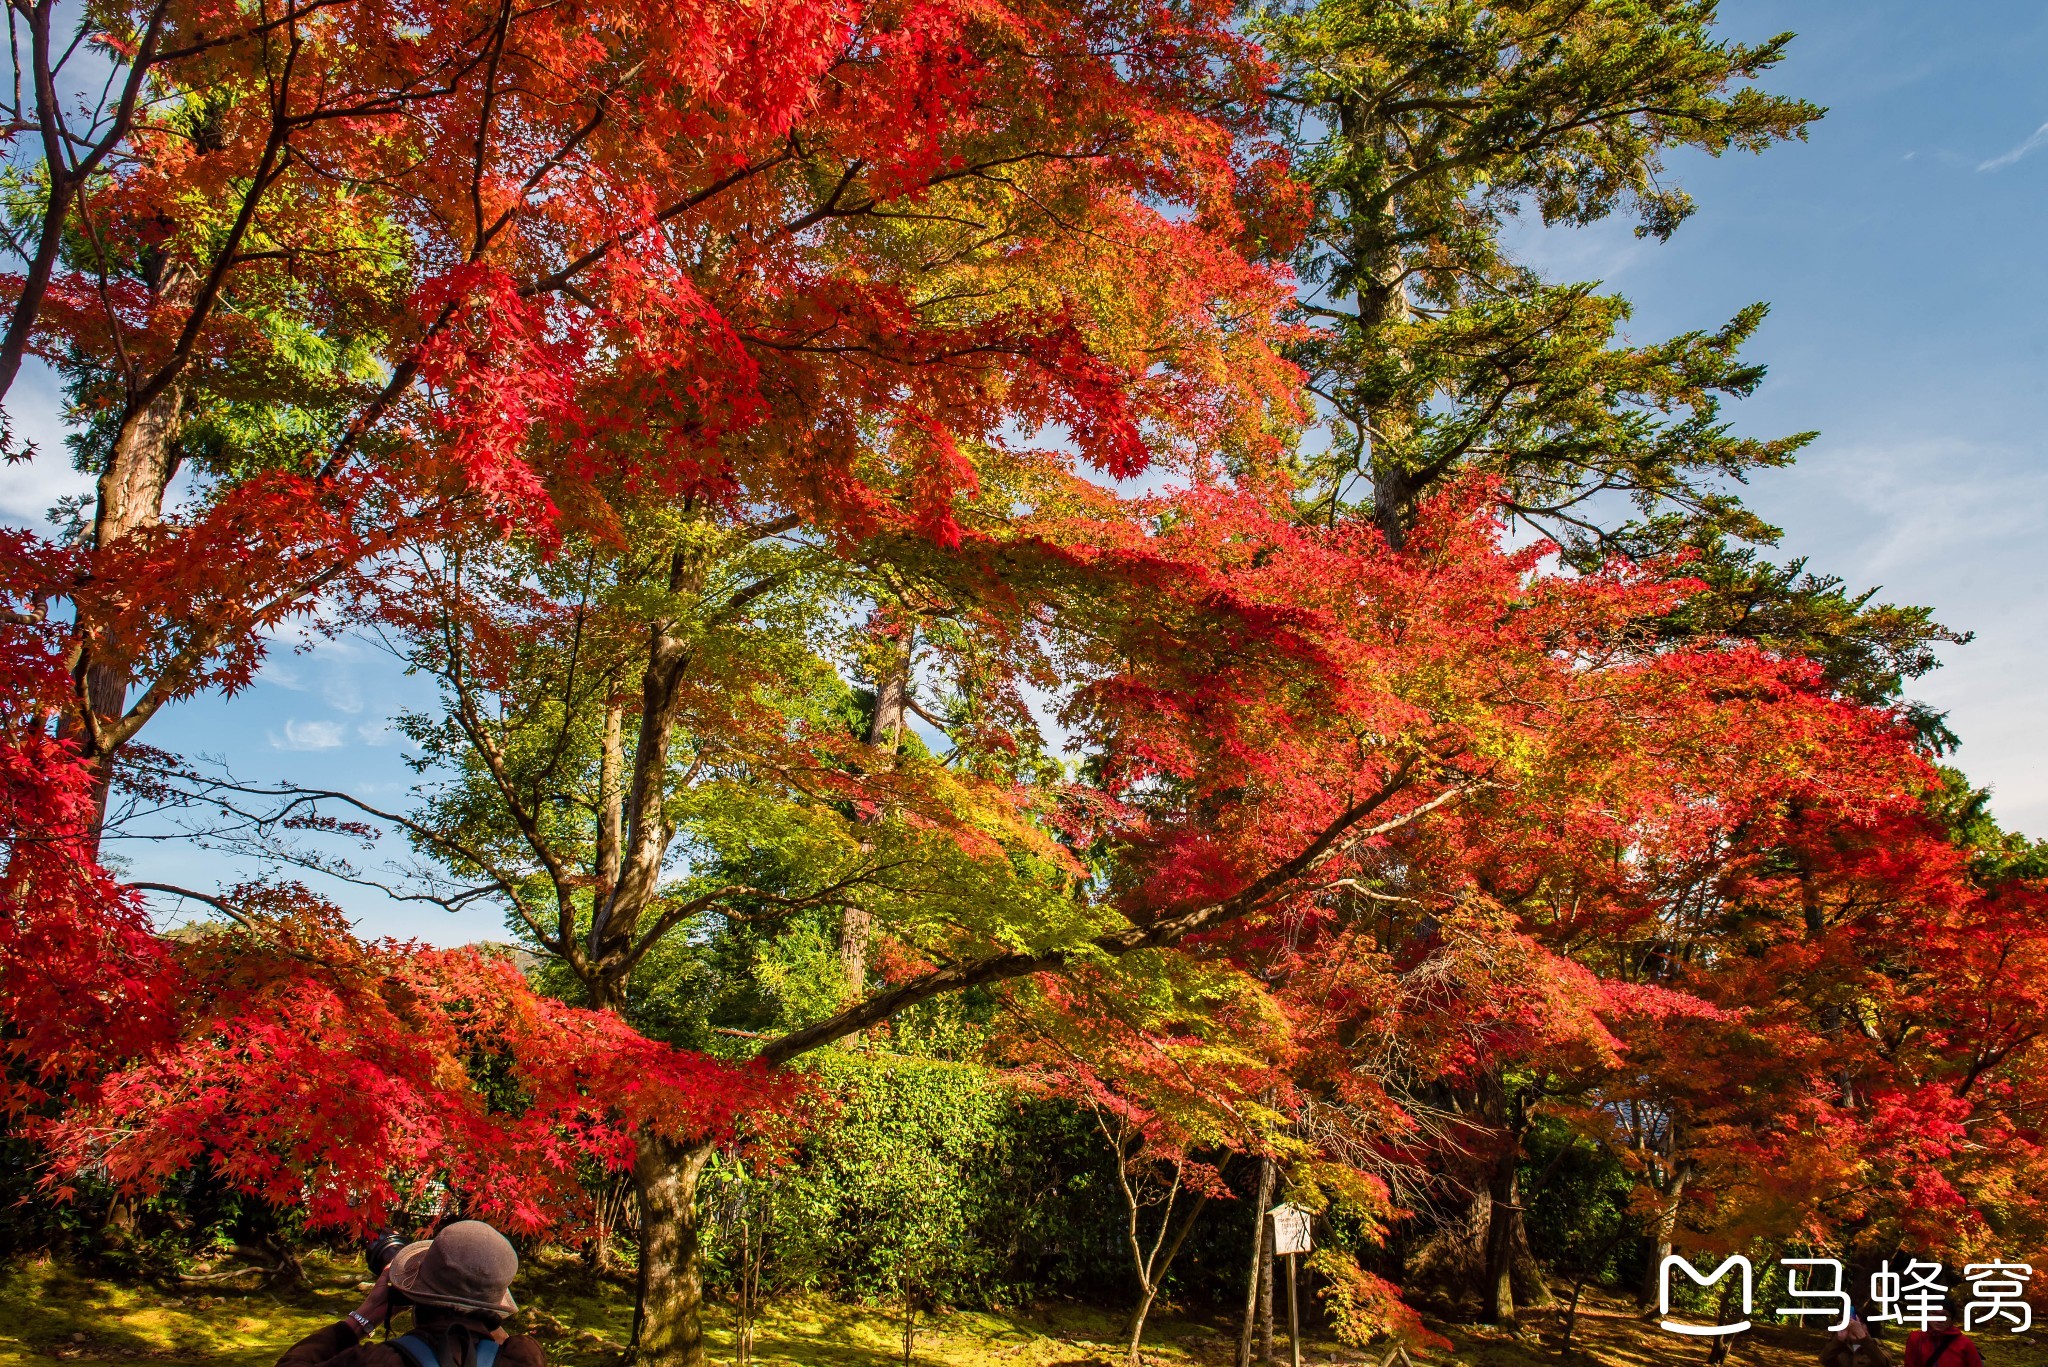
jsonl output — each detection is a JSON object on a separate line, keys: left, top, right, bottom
{"left": 258, "top": 658, "right": 308, "bottom": 690}
{"left": 1862, "top": 449, "right": 2039, "bottom": 575}
{"left": 0, "top": 457, "right": 91, "bottom": 531}
{"left": 1979, "top": 120, "right": 2048, "bottom": 172}
{"left": 0, "top": 362, "right": 101, "bottom": 532}
{"left": 257, "top": 627, "right": 380, "bottom": 695}
{"left": 1500, "top": 213, "right": 1652, "bottom": 286}
{"left": 357, "top": 720, "right": 399, "bottom": 746}
{"left": 1763, "top": 436, "right": 2048, "bottom": 838}
{"left": 322, "top": 675, "right": 365, "bottom": 714}
{"left": 273, "top": 719, "right": 348, "bottom": 751}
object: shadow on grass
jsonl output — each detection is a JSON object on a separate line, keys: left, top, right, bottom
{"left": 0, "top": 1256, "right": 355, "bottom": 1367}
{"left": 33, "top": 1256, "right": 2048, "bottom": 1367}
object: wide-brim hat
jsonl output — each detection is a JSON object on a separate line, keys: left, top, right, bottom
{"left": 388, "top": 1221, "right": 519, "bottom": 1317}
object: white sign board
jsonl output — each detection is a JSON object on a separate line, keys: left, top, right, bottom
{"left": 1268, "top": 1203, "right": 1313, "bottom": 1256}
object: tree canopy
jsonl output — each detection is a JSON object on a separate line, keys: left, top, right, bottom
{"left": 0, "top": 3, "right": 2036, "bottom": 1365}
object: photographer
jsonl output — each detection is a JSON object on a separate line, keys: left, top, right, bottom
{"left": 1820, "top": 1304, "right": 1893, "bottom": 1367}
{"left": 279, "top": 1221, "right": 544, "bottom": 1367}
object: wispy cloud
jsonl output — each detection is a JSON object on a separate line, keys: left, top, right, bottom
{"left": 1781, "top": 435, "right": 2048, "bottom": 835}
{"left": 273, "top": 719, "right": 348, "bottom": 751}
{"left": 0, "top": 461, "right": 91, "bottom": 531}
{"left": 1979, "top": 119, "right": 2048, "bottom": 171}
{"left": 322, "top": 675, "right": 364, "bottom": 714}
{"left": 1796, "top": 435, "right": 2044, "bottom": 577}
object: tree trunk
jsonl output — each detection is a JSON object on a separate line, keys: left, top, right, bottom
{"left": 633, "top": 1132, "right": 715, "bottom": 1367}
{"left": 1259, "top": 1220, "right": 1276, "bottom": 1364}
{"left": 1641, "top": 1229, "right": 1671, "bottom": 1313}
{"left": 840, "top": 624, "right": 912, "bottom": 1029}
{"left": 839, "top": 905, "right": 872, "bottom": 1013}
{"left": 1333, "top": 104, "right": 1418, "bottom": 550}
{"left": 1482, "top": 1144, "right": 1519, "bottom": 1324}
{"left": 1560, "top": 1222, "right": 1633, "bottom": 1358}
{"left": 1122, "top": 1179, "right": 1212, "bottom": 1367}
{"left": 1237, "top": 1156, "right": 1275, "bottom": 1367}
{"left": 1509, "top": 1211, "right": 1551, "bottom": 1308}
{"left": 594, "top": 699, "right": 624, "bottom": 904}
{"left": 1561, "top": 1275, "right": 1588, "bottom": 1357}
{"left": 101, "top": 1193, "right": 137, "bottom": 1251}
{"left": 58, "top": 655, "right": 130, "bottom": 853}
{"left": 92, "top": 372, "right": 187, "bottom": 549}
{"left": 1637, "top": 1165, "right": 1691, "bottom": 1307}
{"left": 57, "top": 263, "right": 193, "bottom": 852}
{"left": 1705, "top": 1277, "right": 1741, "bottom": 1364}
{"left": 1125, "top": 1287, "right": 1159, "bottom": 1367}
{"left": 863, "top": 635, "right": 911, "bottom": 752}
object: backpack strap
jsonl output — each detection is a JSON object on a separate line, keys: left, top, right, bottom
{"left": 392, "top": 1335, "right": 439, "bottom": 1367}
{"left": 393, "top": 1332, "right": 498, "bottom": 1367}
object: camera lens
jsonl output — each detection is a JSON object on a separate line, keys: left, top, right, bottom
{"left": 366, "top": 1231, "right": 410, "bottom": 1278}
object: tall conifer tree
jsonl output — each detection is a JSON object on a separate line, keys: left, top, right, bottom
{"left": 1260, "top": 0, "right": 1819, "bottom": 547}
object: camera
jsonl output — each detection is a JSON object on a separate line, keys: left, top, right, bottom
{"left": 366, "top": 1230, "right": 411, "bottom": 1279}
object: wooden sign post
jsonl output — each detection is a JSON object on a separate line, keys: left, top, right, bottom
{"left": 1267, "top": 1204, "right": 1313, "bottom": 1367}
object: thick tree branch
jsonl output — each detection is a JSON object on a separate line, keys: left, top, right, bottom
{"left": 757, "top": 770, "right": 1475, "bottom": 1065}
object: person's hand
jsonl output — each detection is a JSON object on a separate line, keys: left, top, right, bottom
{"left": 347, "top": 1269, "right": 392, "bottom": 1335}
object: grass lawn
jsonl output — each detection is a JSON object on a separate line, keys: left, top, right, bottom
{"left": 9, "top": 1258, "right": 2048, "bottom": 1367}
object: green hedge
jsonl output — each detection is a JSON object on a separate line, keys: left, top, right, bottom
{"left": 700, "top": 1052, "right": 1265, "bottom": 1313}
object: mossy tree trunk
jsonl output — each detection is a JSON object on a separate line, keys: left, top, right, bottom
{"left": 634, "top": 1133, "right": 717, "bottom": 1367}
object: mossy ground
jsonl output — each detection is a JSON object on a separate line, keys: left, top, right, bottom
{"left": 0, "top": 1253, "right": 1222, "bottom": 1367}
{"left": 8, "top": 1260, "right": 2048, "bottom": 1367}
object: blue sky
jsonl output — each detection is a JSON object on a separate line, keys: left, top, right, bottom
{"left": 1515, "top": 0, "right": 2048, "bottom": 827}
{"left": 6, "top": 0, "right": 2046, "bottom": 944}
